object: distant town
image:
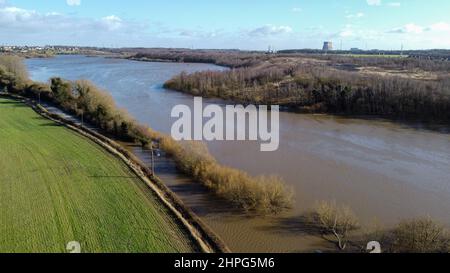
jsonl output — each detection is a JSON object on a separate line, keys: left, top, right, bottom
{"left": 0, "top": 45, "right": 109, "bottom": 58}
{"left": 0, "top": 45, "right": 76, "bottom": 57}
{"left": 1, "top": 44, "right": 450, "bottom": 61}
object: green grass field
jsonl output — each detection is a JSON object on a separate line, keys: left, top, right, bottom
{"left": 0, "top": 98, "right": 196, "bottom": 253}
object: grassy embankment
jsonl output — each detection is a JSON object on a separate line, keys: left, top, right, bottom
{"left": 0, "top": 97, "right": 196, "bottom": 253}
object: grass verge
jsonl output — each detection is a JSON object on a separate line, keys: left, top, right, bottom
{"left": 0, "top": 97, "right": 197, "bottom": 253}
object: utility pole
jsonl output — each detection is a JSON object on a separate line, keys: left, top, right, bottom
{"left": 150, "top": 141, "right": 155, "bottom": 176}
{"left": 38, "top": 92, "right": 41, "bottom": 105}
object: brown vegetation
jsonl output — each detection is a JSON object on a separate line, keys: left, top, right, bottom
{"left": 389, "top": 218, "right": 449, "bottom": 253}
{"left": 307, "top": 54, "right": 450, "bottom": 73}
{"left": 308, "top": 201, "right": 360, "bottom": 250}
{"left": 164, "top": 54, "right": 450, "bottom": 123}
{"left": 152, "top": 136, "right": 293, "bottom": 214}
{"left": 359, "top": 217, "right": 450, "bottom": 253}
{"left": 120, "top": 48, "right": 268, "bottom": 68}
{"left": 0, "top": 55, "right": 30, "bottom": 93}
{"left": 130, "top": 125, "right": 293, "bottom": 214}
{"left": 0, "top": 55, "right": 29, "bottom": 81}
{"left": 308, "top": 202, "right": 449, "bottom": 253}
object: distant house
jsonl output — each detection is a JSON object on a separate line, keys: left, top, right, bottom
{"left": 1, "top": 46, "right": 13, "bottom": 52}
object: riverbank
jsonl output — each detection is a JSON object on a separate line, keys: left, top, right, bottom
{"left": 9, "top": 91, "right": 333, "bottom": 253}
{"left": 163, "top": 55, "right": 450, "bottom": 124}
{"left": 1, "top": 55, "right": 293, "bottom": 215}
{"left": 117, "top": 51, "right": 450, "bottom": 123}
{"left": 0, "top": 94, "right": 225, "bottom": 253}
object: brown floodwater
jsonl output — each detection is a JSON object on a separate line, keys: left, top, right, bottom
{"left": 26, "top": 55, "right": 450, "bottom": 252}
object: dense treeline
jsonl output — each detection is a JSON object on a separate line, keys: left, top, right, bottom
{"left": 309, "top": 54, "right": 450, "bottom": 73}
{"left": 120, "top": 47, "right": 450, "bottom": 72}
{"left": 0, "top": 55, "right": 293, "bottom": 215}
{"left": 165, "top": 59, "right": 450, "bottom": 122}
{"left": 117, "top": 48, "right": 450, "bottom": 70}
{"left": 278, "top": 49, "right": 450, "bottom": 61}
{"left": 121, "top": 48, "right": 268, "bottom": 68}
{"left": 409, "top": 49, "right": 450, "bottom": 61}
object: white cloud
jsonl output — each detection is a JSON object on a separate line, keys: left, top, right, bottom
{"left": 428, "top": 22, "right": 450, "bottom": 32}
{"left": 0, "top": 7, "right": 38, "bottom": 24}
{"left": 248, "top": 25, "right": 293, "bottom": 36}
{"left": 0, "top": 5, "right": 144, "bottom": 40}
{"left": 389, "top": 22, "right": 450, "bottom": 35}
{"left": 292, "top": 7, "right": 302, "bottom": 13}
{"left": 346, "top": 12, "right": 365, "bottom": 19}
{"left": 367, "top": 0, "right": 382, "bottom": 6}
{"left": 336, "top": 24, "right": 357, "bottom": 38}
{"left": 384, "top": 22, "right": 450, "bottom": 48}
{"left": 404, "top": 23, "right": 424, "bottom": 34}
{"left": 101, "top": 15, "right": 123, "bottom": 30}
{"left": 176, "top": 29, "right": 223, "bottom": 39}
{"left": 66, "top": 0, "right": 81, "bottom": 6}
{"left": 340, "top": 30, "right": 354, "bottom": 37}
{"left": 388, "top": 23, "right": 424, "bottom": 34}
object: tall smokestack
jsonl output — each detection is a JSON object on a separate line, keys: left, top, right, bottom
{"left": 323, "top": 41, "right": 333, "bottom": 51}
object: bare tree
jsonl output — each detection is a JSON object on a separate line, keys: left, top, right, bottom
{"left": 310, "top": 201, "right": 360, "bottom": 250}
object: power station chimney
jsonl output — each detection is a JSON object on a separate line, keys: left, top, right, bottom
{"left": 323, "top": 41, "right": 333, "bottom": 51}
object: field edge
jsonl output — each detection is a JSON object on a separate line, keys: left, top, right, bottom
{"left": 0, "top": 92, "right": 230, "bottom": 254}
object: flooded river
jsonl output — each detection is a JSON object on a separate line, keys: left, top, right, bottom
{"left": 26, "top": 55, "right": 450, "bottom": 252}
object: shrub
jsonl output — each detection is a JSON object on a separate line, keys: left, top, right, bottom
{"left": 309, "top": 201, "right": 360, "bottom": 250}
{"left": 389, "top": 218, "right": 449, "bottom": 253}
{"left": 0, "top": 55, "right": 30, "bottom": 93}
{"left": 147, "top": 130, "right": 293, "bottom": 214}
{"left": 26, "top": 82, "right": 52, "bottom": 100}
{"left": 0, "top": 55, "right": 29, "bottom": 82}
{"left": 50, "top": 77, "right": 73, "bottom": 107}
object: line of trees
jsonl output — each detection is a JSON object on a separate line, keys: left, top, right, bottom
{"left": 308, "top": 54, "right": 450, "bottom": 73}
{"left": 0, "top": 55, "right": 293, "bottom": 215}
{"left": 278, "top": 49, "right": 450, "bottom": 62}
{"left": 122, "top": 48, "right": 268, "bottom": 68}
{"left": 121, "top": 48, "right": 450, "bottom": 72}
{"left": 164, "top": 59, "right": 450, "bottom": 122}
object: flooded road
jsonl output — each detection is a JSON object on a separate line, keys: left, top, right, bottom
{"left": 26, "top": 55, "right": 450, "bottom": 252}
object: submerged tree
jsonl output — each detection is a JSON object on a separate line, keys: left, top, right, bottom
{"left": 390, "top": 218, "right": 449, "bottom": 253}
{"left": 310, "top": 201, "right": 360, "bottom": 250}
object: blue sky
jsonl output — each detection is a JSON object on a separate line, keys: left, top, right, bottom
{"left": 1, "top": 0, "right": 449, "bottom": 50}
